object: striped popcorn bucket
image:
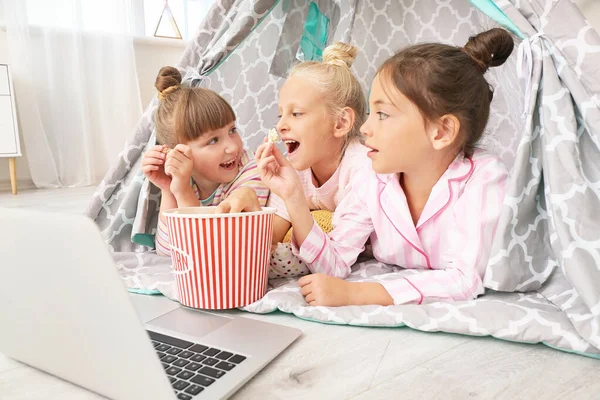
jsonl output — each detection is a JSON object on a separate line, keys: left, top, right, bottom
{"left": 163, "top": 207, "right": 276, "bottom": 309}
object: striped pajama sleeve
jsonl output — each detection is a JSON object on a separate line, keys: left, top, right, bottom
{"left": 291, "top": 187, "right": 374, "bottom": 279}
{"left": 155, "top": 219, "right": 172, "bottom": 257}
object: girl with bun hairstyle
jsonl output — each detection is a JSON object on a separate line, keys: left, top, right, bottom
{"left": 260, "top": 42, "right": 372, "bottom": 279}
{"left": 142, "top": 66, "right": 269, "bottom": 257}
{"left": 257, "top": 29, "right": 514, "bottom": 306}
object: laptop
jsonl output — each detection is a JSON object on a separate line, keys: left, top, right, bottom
{"left": 0, "top": 208, "right": 301, "bottom": 399}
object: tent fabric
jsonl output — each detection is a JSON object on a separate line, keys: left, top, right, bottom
{"left": 86, "top": 0, "right": 600, "bottom": 357}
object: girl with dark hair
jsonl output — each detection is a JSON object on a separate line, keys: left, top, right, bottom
{"left": 257, "top": 28, "right": 514, "bottom": 307}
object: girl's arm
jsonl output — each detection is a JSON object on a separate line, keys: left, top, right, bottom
{"left": 255, "top": 143, "right": 308, "bottom": 246}
{"left": 299, "top": 274, "right": 394, "bottom": 307}
{"left": 265, "top": 191, "right": 292, "bottom": 245}
{"left": 256, "top": 141, "right": 373, "bottom": 278}
{"left": 255, "top": 141, "right": 321, "bottom": 245}
{"left": 271, "top": 215, "right": 292, "bottom": 245}
{"left": 173, "top": 190, "right": 201, "bottom": 208}
{"left": 233, "top": 175, "right": 270, "bottom": 207}
{"left": 282, "top": 190, "right": 315, "bottom": 246}
{"left": 215, "top": 186, "right": 261, "bottom": 213}
{"left": 166, "top": 144, "right": 200, "bottom": 208}
{"left": 216, "top": 154, "right": 270, "bottom": 213}
{"left": 224, "top": 177, "right": 291, "bottom": 245}
{"left": 290, "top": 182, "right": 374, "bottom": 279}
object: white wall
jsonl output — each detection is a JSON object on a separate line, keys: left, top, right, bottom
{"left": 134, "top": 37, "right": 187, "bottom": 107}
{"left": 0, "top": 29, "right": 32, "bottom": 189}
{"left": 0, "top": 30, "right": 185, "bottom": 191}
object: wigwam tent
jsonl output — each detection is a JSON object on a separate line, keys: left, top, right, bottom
{"left": 87, "top": 0, "right": 600, "bottom": 358}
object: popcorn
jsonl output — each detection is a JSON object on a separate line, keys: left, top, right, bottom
{"left": 161, "top": 147, "right": 171, "bottom": 154}
{"left": 267, "top": 128, "right": 279, "bottom": 143}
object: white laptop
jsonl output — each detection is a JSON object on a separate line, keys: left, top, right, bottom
{"left": 0, "top": 208, "right": 301, "bottom": 399}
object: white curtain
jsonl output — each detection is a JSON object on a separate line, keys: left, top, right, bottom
{"left": 3, "top": 0, "right": 142, "bottom": 187}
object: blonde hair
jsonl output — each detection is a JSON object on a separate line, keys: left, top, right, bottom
{"left": 154, "top": 66, "right": 236, "bottom": 148}
{"left": 289, "top": 42, "right": 366, "bottom": 156}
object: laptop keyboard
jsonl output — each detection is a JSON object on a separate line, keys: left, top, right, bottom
{"left": 147, "top": 330, "right": 247, "bottom": 399}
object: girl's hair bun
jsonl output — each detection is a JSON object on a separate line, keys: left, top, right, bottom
{"left": 155, "top": 66, "right": 182, "bottom": 93}
{"left": 463, "top": 28, "right": 514, "bottom": 73}
{"left": 323, "top": 42, "right": 358, "bottom": 68}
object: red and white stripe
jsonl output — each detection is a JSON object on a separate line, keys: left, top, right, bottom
{"left": 167, "top": 212, "right": 273, "bottom": 309}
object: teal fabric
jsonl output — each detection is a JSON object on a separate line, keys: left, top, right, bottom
{"left": 129, "top": 180, "right": 214, "bottom": 248}
{"left": 128, "top": 288, "right": 162, "bottom": 295}
{"left": 132, "top": 233, "right": 155, "bottom": 249}
{"left": 190, "top": 177, "right": 216, "bottom": 206}
{"left": 200, "top": 190, "right": 216, "bottom": 206}
{"left": 468, "top": 0, "right": 525, "bottom": 39}
{"left": 298, "top": 2, "right": 330, "bottom": 61}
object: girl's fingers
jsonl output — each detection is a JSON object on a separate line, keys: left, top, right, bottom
{"left": 148, "top": 150, "right": 166, "bottom": 158}
{"left": 164, "top": 165, "right": 179, "bottom": 177}
{"left": 298, "top": 275, "right": 312, "bottom": 287}
{"left": 169, "top": 153, "right": 193, "bottom": 172}
{"left": 304, "top": 293, "right": 315, "bottom": 304}
{"left": 271, "top": 143, "right": 291, "bottom": 166}
{"left": 257, "top": 155, "right": 277, "bottom": 172}
{"left": 264, "top": 142, "right": 274, "bottom": 157}
{"left": 237, "top": 193, "right": 261, "bottom": 212}
{"left": 248, "top": 195, "right": 261, "bottom": 212}
{"left": 173, "top": 144, "right": 192, "bottom": 158}
{"left": 167, "top": 155, "right": 185, "bottom": 168}
{"left": 141, "top": 165, "right": 159, "bottom": 173}
{"left": 143, "top": 150, "right": 165, "bottom": 164}
{"left": 214, "top": 202, "right": 231, "bottom": 214}
{"left": 255, "top": 143, "right": 267, "bottom": 161}
{"left": 142, "top": 156, "right": 164, "bottom": 166}
{"left": 300, "top": 284, "right": 312, "bottom": 296}
{"left": 256, "top": 155, "right": 269, "bottom": 170}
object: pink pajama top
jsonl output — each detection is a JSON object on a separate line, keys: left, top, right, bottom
{"left": 292, "top": 149, "right": 509, "bottom": 305}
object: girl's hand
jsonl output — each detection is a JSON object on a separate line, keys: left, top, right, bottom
{"left": 255, "top": 141, "right": 301, "bottom": 201}
{"left": 141, "top": 145, "right": 172, "bottom": 192}
{"left": 298, "top": 274, "right": 352, "bottom": 307}
{"left": 165, "top": 144, "right": 194, "bottom": 197}
{"left": 215, "top": 186, "right": 261, "bottom": 214}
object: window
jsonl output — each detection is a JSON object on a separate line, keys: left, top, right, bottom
{"left": 140, "top": 0, "right": 216, "bottom": 40}
{"left": 14, "top": 0, "right": 136, "bottom": 34}
{"left": 5, "top": 0, "right": 216, "bottom": 40}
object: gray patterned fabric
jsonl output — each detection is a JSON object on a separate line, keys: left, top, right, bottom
{"left": 87, "top": 0, "right": 600, "bottom": 358}
{"left": 86, "top": 0, "right": 278, "bottom": 252}
{"left": 485, "top": 0, "right": 600, "bottom": 355}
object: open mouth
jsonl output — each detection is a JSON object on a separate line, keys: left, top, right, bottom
{"left": 220, "top": 158, "right": 237, "bottom": 170}
{"left": 365, "top": 143, "right": 379, "bottom": 156}
{"left": 284, "top": 140, "right": 300, "bottom": 154}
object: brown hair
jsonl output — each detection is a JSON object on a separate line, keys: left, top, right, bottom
{"left": 378, "top": 28, "right": 514, "bottom": 157}
{"left": 154, "top": 66, "right": 236, "bottom": 148}
{"left": 289, "top": 42, "right": 367, "bottom": 157}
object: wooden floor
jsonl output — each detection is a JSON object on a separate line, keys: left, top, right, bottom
{"left": 1, "top": 186, "right": 599, "bottom": 400}
{"left": 0, "top": 186, "right": 97, "bottom": 214}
